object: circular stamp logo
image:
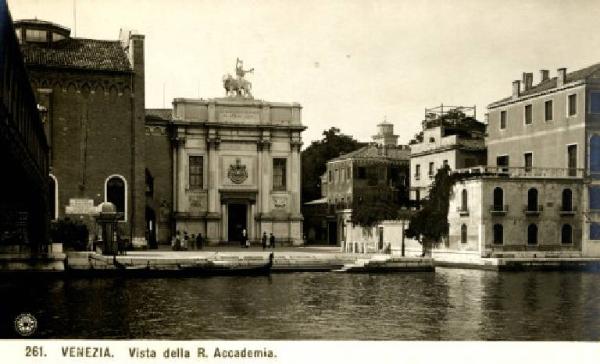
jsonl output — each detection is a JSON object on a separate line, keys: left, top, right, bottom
{"left": 14, "top": 313, "right": 37, "bottom": 337}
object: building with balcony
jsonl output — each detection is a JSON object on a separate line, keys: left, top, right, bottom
{"left": 409, "top": 105, "right": 486, "bottom": 202}
{"left": 14, "top": 19, "right": 148, "bottom": 248}
{"left": 436, "top": 64, "right": 600, "bottom": 265}
{"left": 0, "top": 4, "right": 50, "bottom": 255}
{"left": 318, "top": 121, "right": 410, "bottom": 246}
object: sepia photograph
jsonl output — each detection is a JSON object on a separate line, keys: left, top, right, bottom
{"left": 1, "top": 0, "right": 600, "bottom": 359}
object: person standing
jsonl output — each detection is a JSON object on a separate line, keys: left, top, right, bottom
{"left": 182, "top": 231, "right": 189, "bottom": 251}
{"left": 196, "top": 233, "right": 203, "bottom": 250}
{"left": 262, "top": 232, "right": 267, "bottom": 250}
{"left": 269, "top": 232, "right": 275, "bottom": 249}
{"left": 243, "top": 229, "right": 249, "bottom": 248}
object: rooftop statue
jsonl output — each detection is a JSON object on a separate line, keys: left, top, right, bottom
{"left": 223, "top": 58, "right": 254, "bottom": 98}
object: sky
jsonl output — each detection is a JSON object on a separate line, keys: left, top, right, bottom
{"left": 7, "top": 0, "right": 600, "bottom": 146}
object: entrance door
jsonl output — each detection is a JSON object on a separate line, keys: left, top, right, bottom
{"left": 227, "top": 203, "right": 247, "bottom": 243}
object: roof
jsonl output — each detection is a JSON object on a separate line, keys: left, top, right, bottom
{"left": 489, "top": 62, "right": 600, "bottom": 107}
{"left": 146, "top": 109, "right": 172, "bottom": 120}
{"left": 19, "top": 38, "right": 132, "bottom": 72}
{"left": 331, "top": 144, "right": 410, "bottom": 163}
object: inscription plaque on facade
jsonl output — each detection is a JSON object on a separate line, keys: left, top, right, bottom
{"left": 65, "top": 198, "right": 96, "bottom": 215}
{"left": 219, "top": 111, "right": 260, "bottom": 124}
{"left": 227, "top": 158, "right": 249, "bottom": 184}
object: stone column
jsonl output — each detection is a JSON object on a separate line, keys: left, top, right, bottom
{"left": 170, "top": 134, "right": 185, "bottom": 234}
{"left": 290, "top": 138, "right": 303, "bottom": 245}
{"left": 206, "top": 130, "right": 221, "bottom": 243}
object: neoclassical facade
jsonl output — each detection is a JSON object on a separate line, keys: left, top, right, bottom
{"left": 167, "top": 97, "right": 305, "bottom": 245}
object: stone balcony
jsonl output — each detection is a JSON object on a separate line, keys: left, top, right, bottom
{"left": 453, "top": 166, "right": 585, "bottom": 179}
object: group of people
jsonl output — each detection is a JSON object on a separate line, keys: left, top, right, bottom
{"left": 239, "top": 229, "right": 277, "bottom": 250}
{"left": 171, "top": 231, "right": 204, "bottom": 251}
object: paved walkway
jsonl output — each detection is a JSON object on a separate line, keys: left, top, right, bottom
{"left": 126, "top": 245, "right": 351, "bottom": 259}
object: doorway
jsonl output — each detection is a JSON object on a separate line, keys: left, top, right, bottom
{"left": 146, "top": 207, "right": 157, "bottom": 249}
{"left": 227, "top": 203, "right": 247, "bottom": 243}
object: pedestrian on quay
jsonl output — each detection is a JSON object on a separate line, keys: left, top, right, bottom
{"left": 172, "top": 231, "right": 181, "bottom": 251}
{"left": 270, "top": 232, "right": 275, "bottom": 249}
{"left": 242, "top": 229, "right": 249, "bottom": 248}
{"left": 196, "top": 232, "right": 203, "bottom": 250}
{"left": 182, "top": 231, "right": 189, "bottom": 250}
{"left": 262, "top": 232, "right": 267, "bottom": 250}
{"left": 190, "top": 234, "right": 196, "bottom": 250}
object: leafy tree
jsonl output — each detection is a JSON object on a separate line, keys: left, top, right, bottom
{"left": 301, "top": 127, "right": 364, "bottom": 203}
{"left": 406, "top": 165, "right": 455, "bottom": 256}
{"left": 50, "top": 218, "right": 89, "bottom": 251}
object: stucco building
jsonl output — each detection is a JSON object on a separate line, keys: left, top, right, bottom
{"left": 437, "top": 64, "right": 600, "bottom": 263}
{"left": 409, "top": 105, "right": 486, "bottom": 202}
{"left": 15, "top": 19, "right": 147, "bottom": 248}
{"left": 317, "top": 121, "right": 410, "bottom": 246}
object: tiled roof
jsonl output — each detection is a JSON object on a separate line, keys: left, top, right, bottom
{"left": 332, "top": 144, "right": 410, "bottom": 162}
{"left": 146, "top": 109, "right": 172, "bottom": 120}
{"left": 489, "top": 62, "right": 600, "bottom": 107}
{"left": 20, "top": 38, "right": 132, "bottom": 72}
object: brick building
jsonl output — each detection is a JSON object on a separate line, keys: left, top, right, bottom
{"left": 15, "top": 19, "right": 147, "bottom": 247}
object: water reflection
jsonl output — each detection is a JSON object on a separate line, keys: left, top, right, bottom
{"left": 0, "top": 269, "right": 599, "bottom": 340}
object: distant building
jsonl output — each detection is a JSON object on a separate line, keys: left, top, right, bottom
{"left": 314, "top": 121, "right": 410, "bottom": 246}
{"left": 437, "top": 65, "right": 600, "bottom": 264}
{"left": 15, "top": 19, "right": 147, "bottom": 247}
{"left": 0, "top": 7, "right": 50, "bottom": 253}
{"left": 409, "top": 105, "right": 486, "bottom": 202}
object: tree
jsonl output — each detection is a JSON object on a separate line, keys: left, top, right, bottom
{"left": 406, "top": 165, "right": 455, "bottom": 256}
{"left": 301, "top": 127, "right": 364, "bottom": 204}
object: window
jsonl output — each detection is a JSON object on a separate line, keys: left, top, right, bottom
{"left": 527, "top": 224, "right": 538, "bottom": 245}
{"left": 527, "top": 188, "right": 538, "bottom": 212}
{"left": 496, "top": 155, "right": 509, "bottom": 172}
{"left": 591, "top": 93, "right": 600, "bottom": 114}
{"left": 415, "top": 190, "right": 420, "bottom": 202}
{"left": 347, "top": 167, "right": 351, "bottom": 180}
{"left": 329, "top": 170, "right": 333, "bottom": 182}
{"left": 428, "top": 162, "right": 434, "bottom": 177}
{"left": 106, "top": 176, "right": 126, "bottom": 220}
{"left": 26, "top": 29, "right": 47, "bottom": 42}
{"left": 443, "top": 160, "right": 449, "bottom": 169}
{"left": 273, "top": 158, "right": 287, "bottom": 191}
{"left": 591, "top": 136, "right": 600, "bottom": 177}
{"left": 500, "top": 111, "right": 507, "bottom": 129}
{"left": 524, "top": 153, "right": 533, "bottom": 172}
{"left": 590, "top": 223, "right": 600, "bottom": 240}
{"left": 589, "top": 186, "right": 600, "bottom": 210}
{"left": 415, "top": 164, "right": 421, "bottom": 179}
{"left": 561, "top": 224, "right": 573, "bottom": 244}
{"left": 461, "top": 224, "right": 467, "bottom": 244}
{"left": 567, "top": 145, "right": 577, "bottom": 176}
{"left": 189, "top": 156, "right": 203, "bottom": 189}
{"left": 461, "top": 189, "right": 468, "bottom": 211}
{"left": 493, "top": 224, "right": 503, "bottom": 245}
{"left": 544, "top": 100, "right": 553, "bottom": 121}
{"left": 429, "top": 137, "right": 435, "bottom": 143}
{"left": 145, "top": 169, "right": 154, "bottom": 196}
{"left": 357, "top": 167, "right": 366, "bottom": 179}
{"left": 524, "top": 104, "right": 532, "bottom": 124}
{"left": 562, "top": 189, "right": 573, "bottom": 211}
{"left": 493, "top": 187, "right": 503, "bottom": 210}
{"left": 568, "top": 94, "right": 577, "bottom": 116}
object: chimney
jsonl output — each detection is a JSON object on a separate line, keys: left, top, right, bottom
{"left": 557, "top": 68, "right": 567, "bottom": 87}
{"left": 512, "top": 80, "right": 521, "bottom": 98}
{"left": 522, "top": 72, "right": 533, "bottom": 91}
{"left": 540, "top": 69, "right": 549, "bottom": 82}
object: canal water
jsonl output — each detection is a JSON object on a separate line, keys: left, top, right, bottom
{"left": 0, "top": 268, "right": 599, "bottom": 340}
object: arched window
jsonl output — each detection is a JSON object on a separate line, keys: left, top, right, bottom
{"left": 493, "top": 187, "right": 503, "bottom": 210}
{"left": 461, "top": 189, "right": 468, "bottom": 211}
{"left": 493, "top": 224, "right": 503, "bottom": 245}
{"left": 49, "top": 174, "right": 58, "bottom": 220}
{"left": 527, "top": 188, "right": 538, "bottom": 211}
{"left": 561, "top": 224, "right": 573, "bottom": 244}
{"left": 461, "top": 224, "right": 467, "bottom": 244}
{"left": 527, "top": 224, "right": 538, "bottom": 245}
{"left": 105, "top": 175, "right": 127, "bottom": 221}
{"left": 562, "top": 189, "right": 573, "bottom": 212}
